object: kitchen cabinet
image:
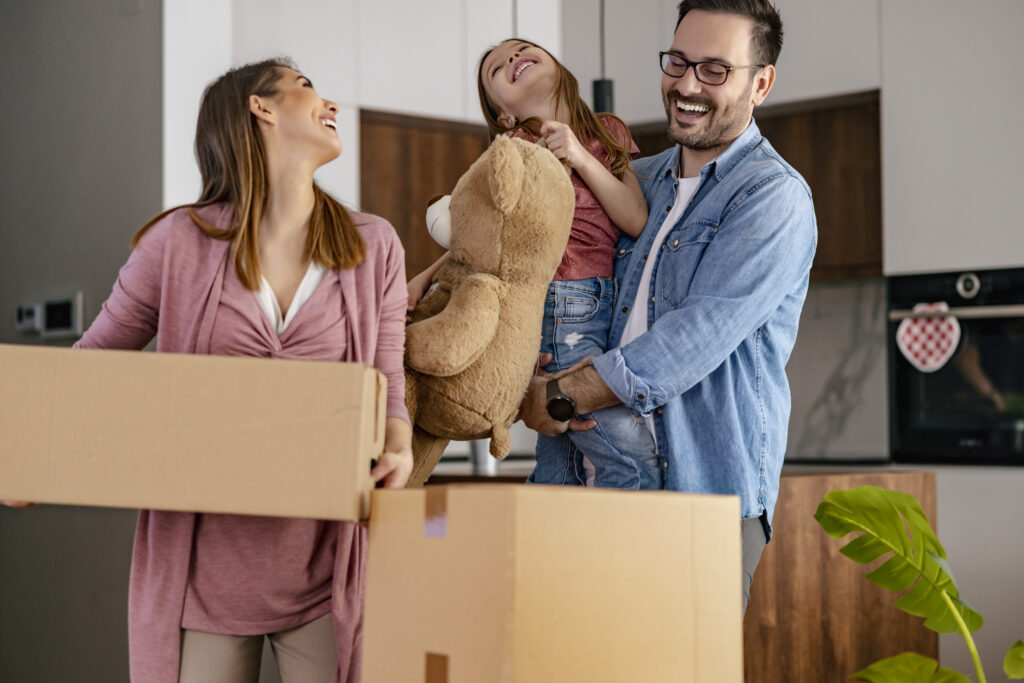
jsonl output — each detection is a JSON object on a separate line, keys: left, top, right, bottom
{"left": 632, "top": 91, "right": 882, "bottom": 282}
{"left": 881, "top": 0, "right": 1024, "bottom": 274}
{"left": 744, "top": 470, "right": 937, "bottom": 682}
{"left": 359, "top": 109, "right": 490, "bottom": 277}
{"left": 356, "top": 0, "right": 560, "bottom": 124}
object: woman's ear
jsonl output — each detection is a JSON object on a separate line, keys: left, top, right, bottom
{"left": 249, "top": 94, "right": 275, "bottom": 125}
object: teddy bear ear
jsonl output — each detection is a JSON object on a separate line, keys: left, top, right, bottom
{"left": 487, "top": 136, "right": 525, "bottom": 216}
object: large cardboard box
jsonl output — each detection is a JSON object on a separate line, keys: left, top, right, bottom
{"left": 0, "top": 344, "right": 385, "bottom": 520}
{"left": 364, "top": 485, "right": 743, "bottom": 682}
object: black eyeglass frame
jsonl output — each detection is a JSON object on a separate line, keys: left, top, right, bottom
{"left": 658, "top": 51, "right": 765, "bottom": 85}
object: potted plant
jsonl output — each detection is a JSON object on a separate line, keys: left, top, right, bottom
{"left": 814, "top": 485, "right": 1023, "bottom": 682}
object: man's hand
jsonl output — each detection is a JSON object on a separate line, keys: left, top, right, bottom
{"left": 519, "top": 355, "right": 598, "bottom": 436}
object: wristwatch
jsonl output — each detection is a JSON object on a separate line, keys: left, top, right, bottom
{"left": 545, "top": 378, "right": 576, "bottom": 421}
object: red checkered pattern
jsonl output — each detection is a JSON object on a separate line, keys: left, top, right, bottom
{"left": 896, "top": 302, "right": 961, "bottom": 373}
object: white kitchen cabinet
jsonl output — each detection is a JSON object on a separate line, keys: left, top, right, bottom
{"left": 769, "top": 0, "right": 880, "bottom": 105}
{"left": 882, "top": 0, "right": 1024, "bottom": 274}
{"left": 359, "top": 0, "right": 559, "bottom": 123}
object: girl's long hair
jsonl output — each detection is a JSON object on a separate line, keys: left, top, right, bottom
{"left": 477, "top": 39, "right": 635, "bottom": 180}
{"left": 133, "top": 58, "right": 364, "bottom": 290}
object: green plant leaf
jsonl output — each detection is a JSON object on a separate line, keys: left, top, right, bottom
{"left": 1005, "top": 639, "right": 1024, "bottom": 678}
{"left": 814, "top": 486, "right": 983, "bottom": 635}
{"left": 852, "top": 652, "right": 970, "bottom": 682}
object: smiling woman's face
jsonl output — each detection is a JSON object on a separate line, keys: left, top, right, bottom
{"left": 259, "top": 67, "right": 342, "bottom": 164}
{"left": 480, "top": 40, "right": 557, "bottom": 124}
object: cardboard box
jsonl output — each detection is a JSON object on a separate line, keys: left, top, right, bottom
{"left": 0, "top": 344, "right": 385, "bottom": 520}
{"left": 363, "top": 485, "right": 743, "bottom": 682}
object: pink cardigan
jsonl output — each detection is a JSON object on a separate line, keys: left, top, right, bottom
{"left": 75, "top": 203, "right": 408, "bottom": 683}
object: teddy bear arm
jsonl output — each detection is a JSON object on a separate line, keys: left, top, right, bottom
{"left": 405, "top": 273, "right": 503, "bottom": 377}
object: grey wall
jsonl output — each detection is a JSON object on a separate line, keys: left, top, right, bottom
{"left": 0, "top": 1, "right": 162, "bottom": 681}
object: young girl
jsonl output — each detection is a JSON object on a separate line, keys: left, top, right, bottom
{"left": 408, "top": 38, "right": 660, "bottom": 490}
{"left": 39, "top": 59, "right": 411, "bottom": 683}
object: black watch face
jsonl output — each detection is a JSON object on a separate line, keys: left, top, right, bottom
{"left": 547, "top": 396, "right": 575, "bottom": 421}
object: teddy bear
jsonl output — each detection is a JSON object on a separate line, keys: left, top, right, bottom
{"left": 404, "top": 134, "right": 575, "bottom": 487}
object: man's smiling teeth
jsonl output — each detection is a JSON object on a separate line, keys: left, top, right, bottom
{"left": 677, "top": 102, "right": 710, "bottom": 113}
{"left": 514, "top": 61, "right": 535, "bottom": 81}
{"left": 321, "top": 119, "right": 337, "bottom": 129}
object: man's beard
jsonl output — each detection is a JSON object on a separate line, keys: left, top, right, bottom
{"left": 665, "top": 86, "right": 752, "bottom": 151}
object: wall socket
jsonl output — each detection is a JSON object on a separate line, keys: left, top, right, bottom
{"left": 15, "top": 292, "right": 84, "bottom": 339}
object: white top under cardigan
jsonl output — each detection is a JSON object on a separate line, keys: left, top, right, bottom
{"left": 253, "top": 261, "right": 326, "bottom": 335}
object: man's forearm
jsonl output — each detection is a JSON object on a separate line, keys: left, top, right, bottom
{"left": 556, "top": 362, "right": 621, "bottom": 415}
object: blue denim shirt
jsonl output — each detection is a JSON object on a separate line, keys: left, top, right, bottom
{"left": 591, "top": 120, "right": 817, "bottom": 537}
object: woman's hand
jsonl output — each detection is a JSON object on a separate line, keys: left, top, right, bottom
{"left": 371, "top": 418, "right": 413, "bottom": 488}
{"left": 540, "top": 120, "right": 591, "bottom": 171}
{"left": 406, "top": 272, "right": 432, "bottom": 322}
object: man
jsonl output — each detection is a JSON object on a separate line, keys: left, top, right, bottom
{"left": 521, "top": 0, "right": 816, "bottom": 612}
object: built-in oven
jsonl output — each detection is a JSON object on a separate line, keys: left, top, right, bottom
{"left": 888, "top": 267, "right": 1024, "bottom": 465}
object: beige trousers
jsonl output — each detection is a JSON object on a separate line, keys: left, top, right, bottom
{"left": 178, "top": 613, "right": 337, "bottom": 683}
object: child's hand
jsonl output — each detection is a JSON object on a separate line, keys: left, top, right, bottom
{"left": 540, "top": 120, "right": 589, "bottom": 170}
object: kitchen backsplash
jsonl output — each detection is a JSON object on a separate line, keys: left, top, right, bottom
{"left": 785, "top": 277, "right": 889, "bottom": 461}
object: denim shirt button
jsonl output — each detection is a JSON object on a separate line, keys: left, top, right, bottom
{"left": 673, "top": 239, "right": 679, "bottom": 247}
{"left": 650, "top": 296, "right": 655, "bottom": 303}
{"left": 621, "top": 306, "right": 628, "bottom": 313}
{"left": 643, "top": 253, "right": 648, "bottom": 261}
{"left": 665, "top": 205, "right": 671, "bottom": 212}
{"left": 662, "top": 461, "right": 669, "bottom": 469}
{"left": 637, "top": 393, "right": 645, "bottom": 400}
{"left": 618, "top": 248, "right": 626, "bottom": 254}
{"left": 657, "top": 408, "right": 663, "bottom": 414}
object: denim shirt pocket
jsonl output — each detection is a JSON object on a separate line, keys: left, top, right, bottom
{"left": 659, "top": 218, "right": 719, "bottom": 307}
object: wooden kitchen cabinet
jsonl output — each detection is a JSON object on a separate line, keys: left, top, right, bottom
{"left": 743, "top": 470, "right": 938, "bottom": 682}
{"left": 360, "top": 109, "right": 489, "bottom": 278}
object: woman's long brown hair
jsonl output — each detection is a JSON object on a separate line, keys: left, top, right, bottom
{"left": 133, "top": 58, "right": 364, "bottom": 290}
{"left": 477, "top": 40, "right": 635, "bottom": 180}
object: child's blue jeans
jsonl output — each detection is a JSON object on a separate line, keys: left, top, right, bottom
{"left": 527, "top": 277, "right": 661, "bottom": 490}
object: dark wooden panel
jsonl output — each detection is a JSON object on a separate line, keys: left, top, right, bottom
{"left": 630, "top": 91, "right": 882, "bottom": 282}
{"left": 743, "top": 471, "right": 938, "bottom": 683}
{"left": 359, "top": 109, "right": 490, "bottom": 279}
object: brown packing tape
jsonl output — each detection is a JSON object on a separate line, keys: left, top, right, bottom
{"left": 424, "top": 486, "right": 448, "bottom": 538}
{"left": 425, "top": 652, "right": 448, "bottom": 683}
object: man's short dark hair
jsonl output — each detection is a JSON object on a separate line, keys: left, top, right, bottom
{"left": 676, "top": 0, "right": 784, "bottom": 66}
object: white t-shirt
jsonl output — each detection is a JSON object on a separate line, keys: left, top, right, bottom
{"left": 254, "top": 261, "right": 326, "bottom": 335}
{"left": 620, "top": 172, "right": 701, "bottom": 442}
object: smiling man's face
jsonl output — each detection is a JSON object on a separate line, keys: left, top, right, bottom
{"left": 662, "top": 10, "right": 763, "bottom": 154}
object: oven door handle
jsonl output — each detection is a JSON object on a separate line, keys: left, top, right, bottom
{"left": 888, "top": 304, "right": 1024, "bottom": 321}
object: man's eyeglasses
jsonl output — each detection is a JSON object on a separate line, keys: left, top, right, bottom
{"left": 659, "top": 51, "right": 764, "bottom": 86}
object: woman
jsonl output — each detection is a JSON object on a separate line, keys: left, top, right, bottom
{"left": 74, "top": 58, "right": 411, "bottom": 682}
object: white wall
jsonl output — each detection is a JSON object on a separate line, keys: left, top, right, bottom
{"left": 934, "top": 468, "right": 1024, "bottom": 677}
{"left": 232, "top": 0, "right": 361, "bottom": 206}
{"left": 881, "top": 0, "right": 1024, "bottom": 274}
{"left": 163, "top": 0, "right": 233, "bottom": 208}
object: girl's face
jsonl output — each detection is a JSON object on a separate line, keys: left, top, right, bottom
{"left": 480, "top": 40, "right": 557, "bottom": 125}
{"left": 255, "top": 68, "right": 342, "bottom": 165}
